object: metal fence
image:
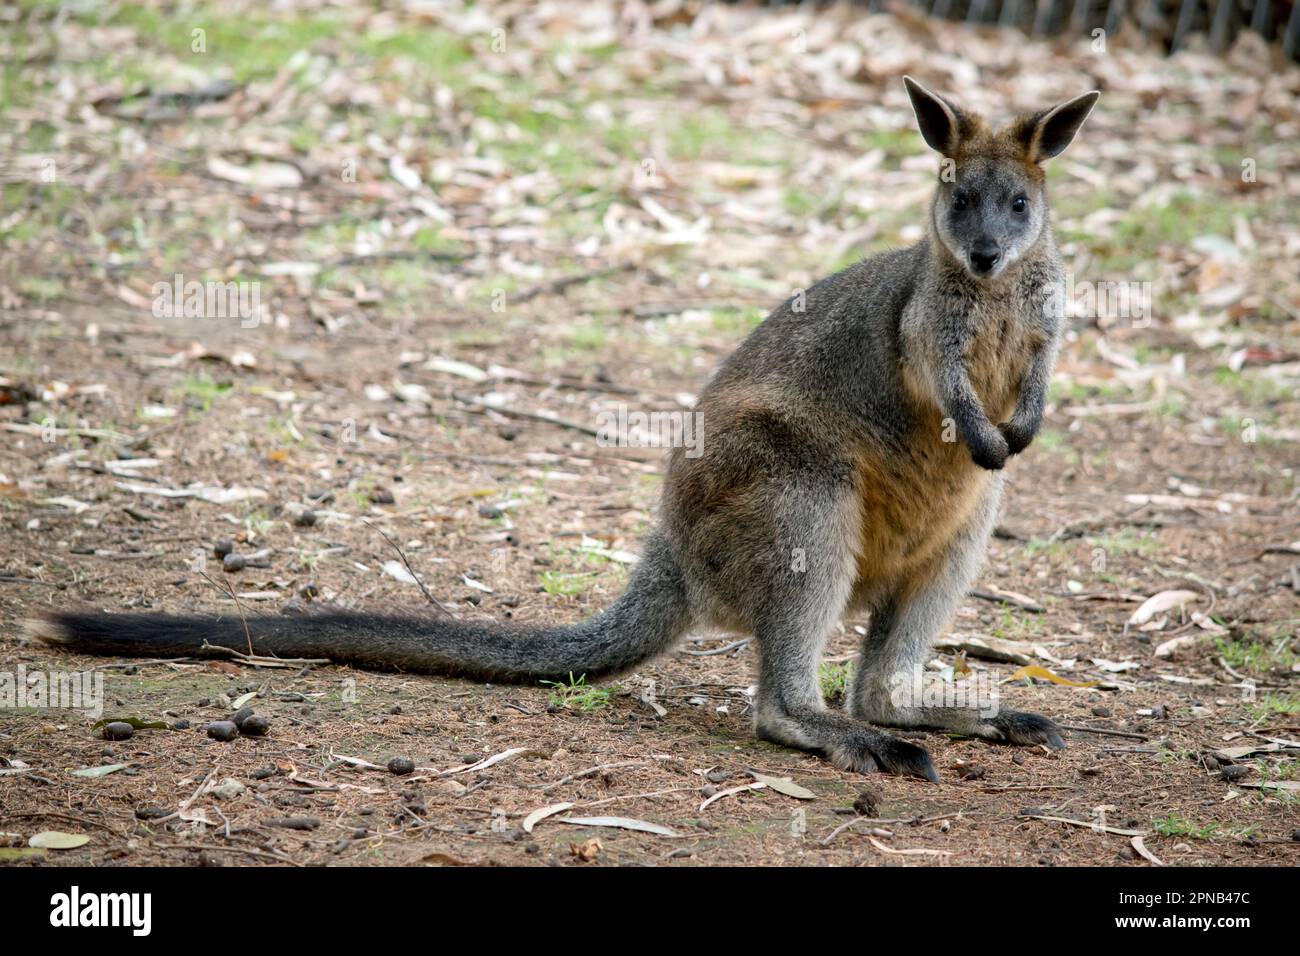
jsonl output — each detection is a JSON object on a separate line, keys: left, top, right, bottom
{"left": 741, "top": 0, "right": 1300, "bottom": 60}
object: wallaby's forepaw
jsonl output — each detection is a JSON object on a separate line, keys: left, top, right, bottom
{"left": 968, "top": 428, "right": 1009, "bottom": 471}
{"left": 827, "top": 733, "right": 940, "bottom": 783}
{"left": 987, "top": 710, "right": 1066, "bottom": 749}
{"left": 997, "top": 419, "right": 1036, "bottom": 456}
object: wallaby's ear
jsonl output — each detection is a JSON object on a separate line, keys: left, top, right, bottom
{"left": 1016, "top": 91, "right": 1100, "bottom": 163}
{"left": 903, "top": 75, "right": 973, "bottom": 157}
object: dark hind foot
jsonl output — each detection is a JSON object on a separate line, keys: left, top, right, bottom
{"left": 824, "top": 729, "right": 939, "bottom": 783}
{"left": 987, "top": 709, "right": 1066, "bottom": 749}
{"left": 756, "top": 708, "right": 940, "bottom": 783}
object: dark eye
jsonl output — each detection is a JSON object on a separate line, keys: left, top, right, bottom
{"left": 952, "top": 194, "right": 968, "bottom": 212}
{"left": 1012, "top": 196, "right": 1028, "bottom": 213}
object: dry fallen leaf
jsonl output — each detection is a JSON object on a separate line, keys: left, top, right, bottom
{"left": 1154, "top": 634, "right": 1201, "bottom": 659}
{"left": 747, "top": 771, "right": 816, "bottom": 800}
{"left": 1005, "top": 665, "right": 1100, "bottom": 688}
{"left": 1127, "top": 590, "right": 1198, "bottom": 628}
{"left": 1131, "top": 835, "right": 1165, "bottom": 866}
{"left": 522, "top": 802, "right": 573, "bottom": 833}
{"left": 569, "top": 838, "right": 602, "bottom": 862}
{"left": 28, "top": 831, "right": 90, "bottom": 850}
{"left": 557, "top": 816, "right": 679, "bottom": 837}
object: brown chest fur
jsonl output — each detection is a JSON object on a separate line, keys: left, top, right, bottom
{"left": 854, "top": 301, "right": 1036, "bottom": 592}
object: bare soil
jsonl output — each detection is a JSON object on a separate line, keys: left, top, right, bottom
{"left": 1, "top": 0, "right": 1297, "bottom": 867}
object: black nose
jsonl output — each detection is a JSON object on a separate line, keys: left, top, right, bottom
{"left": 970, "top": 242, "right": 1001, "bottom": 275}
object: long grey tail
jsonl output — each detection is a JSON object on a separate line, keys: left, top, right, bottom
{"left": 23, "top": 532, "right": 692, "bottom": 684}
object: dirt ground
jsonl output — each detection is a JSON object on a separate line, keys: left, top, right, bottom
{"left": 2, "top": 1, "right": 1298, "bottom": 867}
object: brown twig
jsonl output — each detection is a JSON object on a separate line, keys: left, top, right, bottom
{"left": 198, "top": 569, "right": 254, "bottom": 655}
{"left": 1057, "top": 723, "right": 1148, "bottom": 740}
{"left": 452, "top": 392, "right": 601, "bottom": 438}
{"left": 364, "top": 520, "right": 453, "bottom": 615}
{"left": 513, "top": 262, "right": 636, "bottom": 304}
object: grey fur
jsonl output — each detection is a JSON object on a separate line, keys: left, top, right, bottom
{"left": 29, "top": 79, "right": 1097, "bottom": 780}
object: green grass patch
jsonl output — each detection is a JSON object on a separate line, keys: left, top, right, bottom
{"left": 541, "top": 673, "right": 612, "bottom": 712}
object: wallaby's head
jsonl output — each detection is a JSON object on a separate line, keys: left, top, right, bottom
{"left": 903, "top": 77, "right": 1099, "bottom": 281}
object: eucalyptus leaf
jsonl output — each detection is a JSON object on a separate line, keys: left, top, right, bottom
{"left": 28, "top": 831, "right": 90, "bottom": 850}
{"left": 92, "top": 716, "right": 168, "bottom": 731}
{"left": 747, "top": 771, "right": 816, "bottom": 800}
{"left": 557, "top": 816, "right": 679, "bottom": 837}
{"left": 72, "top": 763, "right": 127, "bottom": 778}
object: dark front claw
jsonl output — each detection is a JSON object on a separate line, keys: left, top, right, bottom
{"left": 968, "top": 427, "right": 1009, "bottom": 471}
{"left": 989, "top": 710, "right": 1066, "bottom": 749}
{"left": 997, "top": 418, "right": 1037, "bottom": 456}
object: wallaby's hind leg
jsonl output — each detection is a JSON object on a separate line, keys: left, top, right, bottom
{"left": 849, "top": 479, "right": 1065, "bottom": 748}
{"left": 749, "top": 483, "right": 938, "bottom": 782}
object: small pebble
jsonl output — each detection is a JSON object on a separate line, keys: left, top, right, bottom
{"left": 222, "top": 553, "right": 246, "bottom": 573}
{"left": 294, "top": 510, "right": 318, "bottom": 528}
{"left": 214, "top": 539, "right": 234, "bottom": 558}
{"left": 388, "top": 756, "right": 415, "bottom": 776}
{"left": 172, "top": 719, "right": 191, "bottom": 730}
{"left": 102, "top": 721, "right": 134, "bottom": 741}
{"left": 478, "top": 504, "right": 503, "bottom": 519}
{"left": 1091, "top": 705, "right": 1111, "bottom": 718}
{"left": 1219, "top": 764, "right": 1250, "bottom": 781}
{"left": 211, "top": 778, "right": 246, "bottom": 801}
{"left": 206, "top": 721, "right": 238, "bottom": 742}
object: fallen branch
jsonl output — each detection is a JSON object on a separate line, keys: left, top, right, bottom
{"left": 969, "top": 586, "right": 1045, "bottom": 613}
{"left": 1022, "top": 813, "right": 1145, "bottom": 836}
{"left": 453, "top": 392, "right": 600, "bottom": 438}
{"left": 513, "top": 262, "right": 636, "bottom": 304}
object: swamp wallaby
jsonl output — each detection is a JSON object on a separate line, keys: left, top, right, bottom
{"left": 25, "top": 77, "right": 1098, "bottom": 782}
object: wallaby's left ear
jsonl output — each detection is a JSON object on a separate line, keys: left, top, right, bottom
{"left": 1017, "top": 91, "right": 1100, "bottom": 163}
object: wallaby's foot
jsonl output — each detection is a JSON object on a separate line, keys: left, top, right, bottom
{"left": 985, "top": 709, "right": 1066, "bottom": 749}
{"left": 756, "top": 708, "right": 939, "bottom": 782}
{"left": 823, "top": 729, "right": 939, "bottom": 782}
{"left": 854, "top": 698, "right": 1066, "bottom": 752}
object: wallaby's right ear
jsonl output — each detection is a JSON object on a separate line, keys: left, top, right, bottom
{"left": 903, "top": 75, "right": 972, "bottom": 157}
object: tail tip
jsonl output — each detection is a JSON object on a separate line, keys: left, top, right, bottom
{"left": 21, "top": 615, "right": 73, "bottom": 645}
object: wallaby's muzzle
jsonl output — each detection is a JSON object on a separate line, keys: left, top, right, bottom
{"left": 969, "top": 239, "right": 1002, "bottom": 276}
